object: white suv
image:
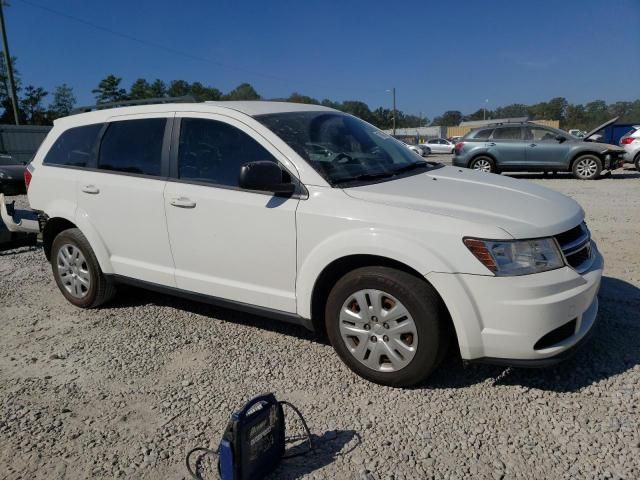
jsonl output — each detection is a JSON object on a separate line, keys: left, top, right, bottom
{"left": 23, "top": 101, "right": 603, "bottom": 387}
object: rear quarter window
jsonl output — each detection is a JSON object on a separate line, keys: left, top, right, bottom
{"left": 467, "top": 128, "right": 494, "bottom": 140}
{"left": 43, "top": 124, "right": 103, "bottom": 167}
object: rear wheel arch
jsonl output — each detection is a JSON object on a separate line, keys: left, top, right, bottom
{"left": 43, "top": 217, "right": 77, "bottom": 260}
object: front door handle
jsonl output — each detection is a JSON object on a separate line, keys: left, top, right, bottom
{"left": 170, "top": 197, "right": 197, "bottom": 209}
{"left": 487, "top": 142, "right": 496, "bottom": 146}
{"left": 529, "top": 143, "right": 537, "bottom": 147}
{"left": 81, "top": 185, "right": 100, "bottom": 194}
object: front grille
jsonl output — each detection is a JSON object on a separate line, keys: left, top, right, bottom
{"left": 554, "top": 222, "right": 592, "bottom": 273}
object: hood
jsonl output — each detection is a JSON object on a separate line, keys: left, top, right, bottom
{"left": 583, "top": 116, "right": 619, "bottom": 141}
{"left": 343, "top": 166, "right": 584, "bottom": 239}
{"left": 0, "top": 164, "right": 25, "bottom": 179}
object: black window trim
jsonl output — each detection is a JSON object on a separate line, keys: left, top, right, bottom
{"left": 42, "top": 118, "right": 174, "bottom": 182}
{"left": 168, "top": 116, "right": 308, "bottom": 199}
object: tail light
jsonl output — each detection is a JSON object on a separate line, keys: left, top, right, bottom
{"left": 24, "top": 165, "right": 33, "bottom": 191}
{"left": 620, "top": 137, "right": 636, "bottom": 145}
{"left": 454, "top": 141, "right": 465, "bottom": 152}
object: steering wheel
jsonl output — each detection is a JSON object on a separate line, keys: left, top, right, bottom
{"left": 333, "top": 152, "right": 355, "bottom": 164}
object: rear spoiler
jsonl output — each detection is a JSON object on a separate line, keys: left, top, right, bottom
{"left": 0, "top": 193, "right": 40, "bottom": 233}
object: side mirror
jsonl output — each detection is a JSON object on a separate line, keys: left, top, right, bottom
{"left": 556, "top": 135, "right": 567, "bottom": 143}
{"left": 239, "top": 161, "right": 295, "bottom": 195}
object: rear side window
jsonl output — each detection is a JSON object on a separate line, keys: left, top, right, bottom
{"left": 98, "top": 118, "right": 166, "bottom": 176}
{"left": 470, "top": 128, "right": 493, "bottom": 140}
{"left": 492, "top": 127, "right": 522, "bottom": 140}
{"left": 178, "top": 118, "right": 278, "bottom": 187}
{"left": 43, "top": 124, "right": 103, "bottom": 167}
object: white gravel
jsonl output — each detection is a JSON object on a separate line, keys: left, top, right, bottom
{"left": 1, "top": 167, "right": 639, "bottom": 480}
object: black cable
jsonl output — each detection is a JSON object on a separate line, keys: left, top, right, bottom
{"left": 279, "top": 401, "right": 313, "bottom": 459}
{"left": 185, "top": 447, "right": 219, "bottom": 480}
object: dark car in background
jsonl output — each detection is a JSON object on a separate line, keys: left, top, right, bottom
{"left": 0, "top": 155, "right": 27, "bottom": 195}
{"left": 453, "top": 120, "right": 625, "bottom": 180}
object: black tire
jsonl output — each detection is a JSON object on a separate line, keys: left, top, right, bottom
{"left": 469, "top": 156, "right": 496, "bottom": 173}
{"left": 571, "top": 154, "right": 602, "bottom": 180}
{"left": 635, "top": 154, "right": 640, "bottom": 172}
{"left": 423, "top": 147, "right": 431, "bottom": 156}
{"left": 325, "top": 266, "right": 449, "bottom": 387}
{"left": 51, "top": 228, "right": 116, "bottom": 308}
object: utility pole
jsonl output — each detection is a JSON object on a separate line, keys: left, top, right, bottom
{"left": 0, "top": 1, "right": 19, "bottom": 125}
{"left": 392, "top": 87, "right": 396, "bottom": 136}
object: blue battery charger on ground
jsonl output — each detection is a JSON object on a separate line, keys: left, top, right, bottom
{"left": 186, "top": 393, "right": 312, "bottom": 480}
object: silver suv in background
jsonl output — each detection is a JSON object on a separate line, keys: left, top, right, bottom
{"left": 619, "top": 126, "right": 640, "bottom": 171}
{"left": 453, "top": 121, "right": 625, "bottom": 180}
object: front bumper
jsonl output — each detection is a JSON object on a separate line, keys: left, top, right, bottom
{"left": 427, "top": 242, "right": 603, "bottom": 364}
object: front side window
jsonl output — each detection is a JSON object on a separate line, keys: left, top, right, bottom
{"left": 43, "top": 124, "right": 103, "bottom": 167}
{"left": 492, "top": 127, "right": 522, "bottom": 140}
{"left": 256, "top": 111, "right": 440, "bottom": 186}
{"left": 526, "top": 127, "right": 557, "bottom": 142}
{"left": 178, "top": 118, "right": 278, "bottom": 187}
{"left": 98, "top": 118, "right": 166, "bottom": 176}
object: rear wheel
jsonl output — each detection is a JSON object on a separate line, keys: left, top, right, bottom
{"left": 572, "top": 155, "right": 602, "bottom": 180}
{"left": 51, "top": 228, "right": 116, "bottom": 308}
{"left": 635, "top": 154, "right": 640, "bottom": 172}
{"left": 469, "top": 156, "right": 495, "bottom": 173}
{"left": 325, "top": 267, "right": 449, "bottom": 387}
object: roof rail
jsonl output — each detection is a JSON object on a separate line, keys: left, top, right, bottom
{"left": 70, "top": 95, "right": 199, "bottom": 114}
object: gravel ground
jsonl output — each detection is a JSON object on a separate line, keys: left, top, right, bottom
{"left": 1, "top": 167, "right": 639, "bottom": 480}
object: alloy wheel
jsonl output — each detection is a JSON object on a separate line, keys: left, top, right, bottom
{"left": 472, "top": 159, "right": 492, "bottom": 172}
{"left": 56, "top": 244, "right": 91, "bottom": 299}
{"left": 575, "top": 158, "right": 598, "bottom": 178}
{"left": 338, "top": 289, "right": 418, "bottom": 372}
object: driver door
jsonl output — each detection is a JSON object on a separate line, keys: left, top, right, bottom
{"left": 163, "top": 113, "right": 300, "bottom": 313}
{"left": 524, "top": 126, "right": 571, "bottom": 169}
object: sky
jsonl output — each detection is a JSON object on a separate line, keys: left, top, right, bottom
{"left": 4, "top": 0, "right": 640, "bottom": 119}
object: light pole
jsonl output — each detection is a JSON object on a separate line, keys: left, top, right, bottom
{"left": 0, "top": 1, "right": 19, "bottom": 125}
{"left": 483, "top": 98, "right": 489, "bottom": 121}
{"left": 386, "top": 88, "right": 396, "bottom": 135}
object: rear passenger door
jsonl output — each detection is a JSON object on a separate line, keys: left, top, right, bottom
{"left": 163, "top": 113, "right": 299, "bottom": 313}
{"left": 75, "top": 113, "right": 176, "bottom": 286}
{"left": 488, "top": 126, "right": 525, "bottom": 168}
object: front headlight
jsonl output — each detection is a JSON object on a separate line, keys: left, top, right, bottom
{"left": 464, "top": 237, "right": 564, "bottom": 276}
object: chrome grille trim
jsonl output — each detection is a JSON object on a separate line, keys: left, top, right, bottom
{"left": 555, "top": 222, "right": 593, "bottom": 274}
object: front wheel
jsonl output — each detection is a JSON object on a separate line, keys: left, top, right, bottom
{"left": 325, "top": 267, "right": 449, "bottom": 387}
{"left": 572, "top": 155, "right": 602, "bottom": 180}
{"left": 51, "top": 228, "right": 116, "bottom": 308}
{"left": 469, "top": 156, "right": 496, "bottom": 173}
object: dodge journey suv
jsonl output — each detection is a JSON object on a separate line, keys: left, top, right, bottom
{"left": 21, "top": 101, "right": 603, "bottom": 387}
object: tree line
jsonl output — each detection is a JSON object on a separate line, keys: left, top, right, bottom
{"left": 1, "top": 57, "right": 638, "bottom": 131}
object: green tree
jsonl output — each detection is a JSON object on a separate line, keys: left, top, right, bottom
{"left": 584, "top": 100, "right": 609, "bottom": 128}
{"left": 189, "top": 82, "right": 222, "bottom": 101}
{"left": 129, "top": 78, "right": 152, "bottom": 99}
{"left": 431, "top": 110, "right": 462, "bottom": 126}
{"left": 0, "top": 54, "right": 22, "bottom": 123}
{"left": 20, "top": 85, "right": 48, "bottom": 125}
{"left": 149, "top": 79, "right": 167, "bottom": 98}
{"left": 92, "top": 74, "right": 127, "bottom": 104}
{"left": 167, "top": 80, "right": 190, "bottom": 97}
{"left": 224, "top": 83, "right": 260, "bottom": 100}
{"left": 287, "top": 92, "right": 319, "bottom": 104}
{"left": 565, "top": 104, "right": 588, "bottom": 130}
{"left": 48, "top": 84, "right": 76, "bottom": 120}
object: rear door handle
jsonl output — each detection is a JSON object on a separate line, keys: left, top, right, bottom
{"left": 81, "top": 185, "right": 100, "bottom": 194}
{"left": 487, "top": 142, "right": 496, "bottom": 146}
{"left": 529, "top": 143, "right": 537, "bottom": 147}
{"left": 170, "top": 197, "right": 197, "bottom": 209}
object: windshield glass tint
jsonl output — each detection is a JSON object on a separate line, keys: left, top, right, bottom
{"left": 256, "top": 111, "right": 432, "bottom": 185}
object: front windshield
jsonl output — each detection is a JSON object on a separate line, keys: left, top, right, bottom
{"left": 256, "top": 111, "right": 440, "bottom": 186}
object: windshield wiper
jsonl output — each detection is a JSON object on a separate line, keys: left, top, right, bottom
{"left": 391, "top": 162, "right": 430, "bottom": 175}
{"left": 332, "top": 172, "right": 394, "bottom": 185}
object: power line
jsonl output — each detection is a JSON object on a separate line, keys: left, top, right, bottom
{"left": 14, "top": 0, "right": 292, "bottom": 85}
